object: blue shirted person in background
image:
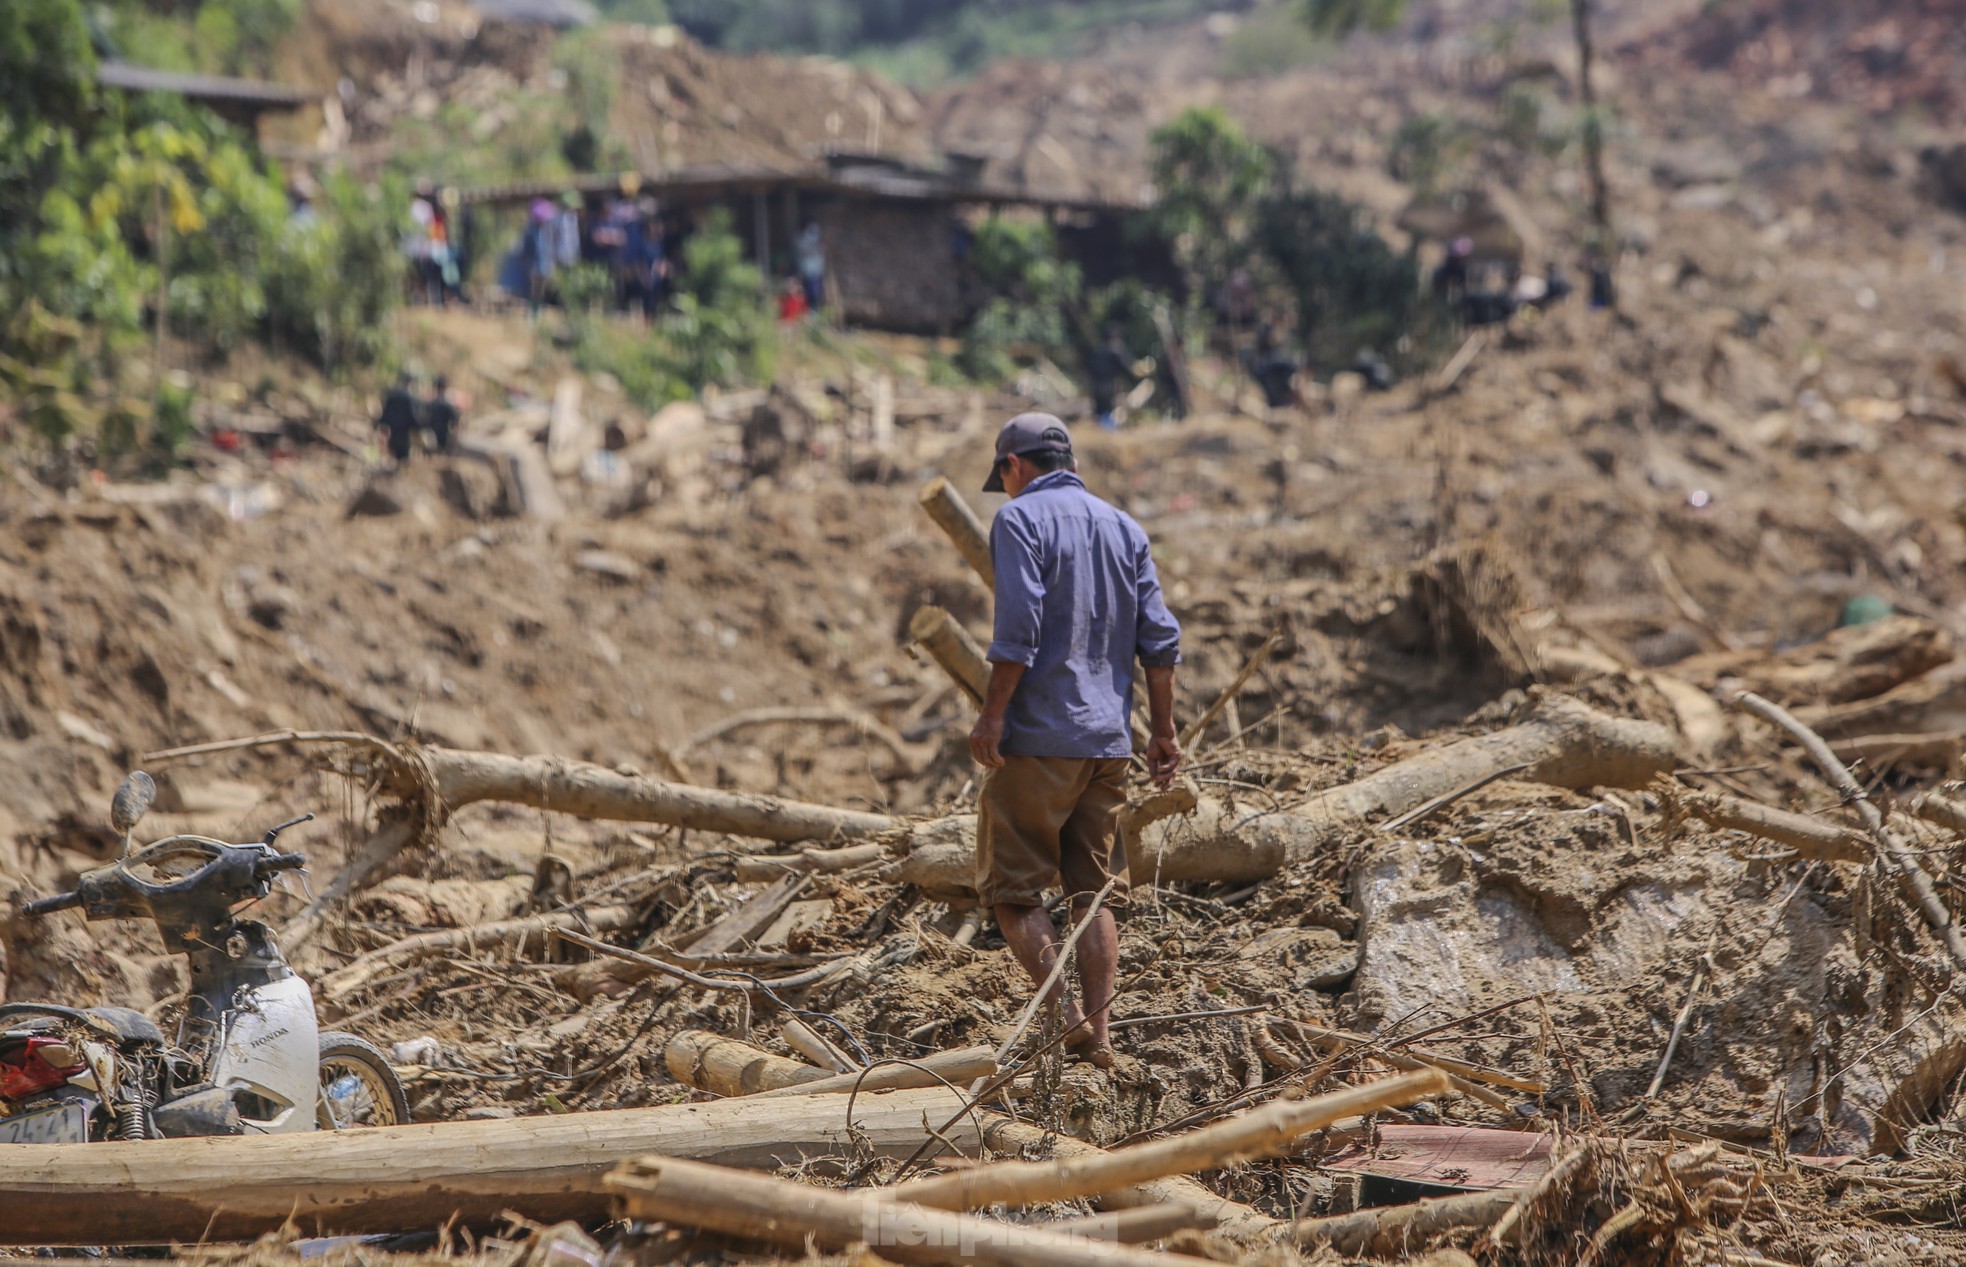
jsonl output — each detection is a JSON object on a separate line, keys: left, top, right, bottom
{"left": 968, "top": 412, "right": 1182, "bottom": 1068}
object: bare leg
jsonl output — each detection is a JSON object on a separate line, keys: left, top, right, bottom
{"left": 1072, "top": 903, "right": 1119, "bottom": 1051}
{"left": 993, "top": 902, "right": 1086, "bottom": 1033}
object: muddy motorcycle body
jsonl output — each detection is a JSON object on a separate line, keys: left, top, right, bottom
{"left": 0, "top": 773, "right": 407, "bottom": 1144}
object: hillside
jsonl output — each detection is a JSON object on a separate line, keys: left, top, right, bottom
{"left": 4, "top": 0, "right": 1966, "bottom": 1262}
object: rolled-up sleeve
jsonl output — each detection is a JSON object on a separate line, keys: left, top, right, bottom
{"left": 1133, "top": 530, "right": 1181, "bottom": 668}
{"left": 988, "top": 511, "right": 1046, "bottom": 666}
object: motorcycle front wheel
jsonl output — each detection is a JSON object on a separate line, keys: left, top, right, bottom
{"left": 317, "top": 1031, "right": 411, "bottom": 1129}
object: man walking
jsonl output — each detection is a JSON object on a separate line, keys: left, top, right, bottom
{"left": 970, "top": 413, "right": 1182, "bottom": 1067}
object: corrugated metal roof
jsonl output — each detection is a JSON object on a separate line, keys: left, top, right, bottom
{"left": 97, "top": 60, "right": 317, "bottom": 108}
{"left": 454, "top": 160, "right": 1145, "bottom": 216}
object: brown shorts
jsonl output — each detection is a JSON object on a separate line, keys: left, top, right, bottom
{"left": 976, "top": 755, "right": 1131, "bottom": 910}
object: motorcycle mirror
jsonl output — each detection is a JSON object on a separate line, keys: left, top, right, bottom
{"left": 110, "top": 771, "right": 157, "bottom": 837}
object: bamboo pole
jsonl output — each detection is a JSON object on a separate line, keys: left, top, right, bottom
{"left": 606, "top": 1158, "right": 1190, "bottom": 1267}
{"left": 662, "top": 1030, "right": 1281, "bottom": 1239}
{"left": 1288, "top": 1189, "right": 1516, "bottom": 1255}
{"left": 918, "top": 476, "right": 995, "bottom": 588}
{"left": 889, "top": 1070, "right": 1449, "bottom": 1210}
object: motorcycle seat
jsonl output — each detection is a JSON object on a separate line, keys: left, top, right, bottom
{"left": 82, "top": 1006, "right": 165, "bottom": 1045}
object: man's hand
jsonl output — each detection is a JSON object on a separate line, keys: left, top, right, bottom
{"left": 971, "top": 662, "right": 1027, "bottom": 770}
{"left": 1145, "top": 728, "right": 1181, "bottom": 789}
{"left": 969, "top": 711, "right": 1008, "bottom": 769}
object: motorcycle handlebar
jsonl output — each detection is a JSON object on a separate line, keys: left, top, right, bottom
{"left": 257, "top": 852, "right": 307, "bottom": 877}
{"left": 23, "top": 891, "right": 83, "bottom": 918}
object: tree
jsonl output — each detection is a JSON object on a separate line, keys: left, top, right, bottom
{"left": 1146, "top": 106, "right": 1275, "bottom": 303}
{"left": 1, "top": 0, "right": 96, "bottom": 137}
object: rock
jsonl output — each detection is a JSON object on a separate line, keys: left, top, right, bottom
{"left": 574, "top": 549, "right": 641, "bottom": 583}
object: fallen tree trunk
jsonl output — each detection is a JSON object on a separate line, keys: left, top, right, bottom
{"left": 666, "top": 1029, "right": 834, "bottom": 1094}
{"left": 606, "top": 1157, "right": 1186, "bottom": 1267}
{"left": 1288, "top": 1189, "right": 1516, "bottom": 1255}
{"left": 894, "top": 693, "right": 1677, "bottom": 895}
{"left": 889, "top": 1070, "right": 1448, "bottom": 1211}
{"left": 417, "top": 747, "right": 901, "bottom": 843}
{"left": 662, "top": 1029, "right": 996, "bottom": 1098}
{"left": 195, "top": 693, "right": 1675, "bottom": 928}
{"left": 0, "top": 1087, "right": 1003, "bottom": 1246}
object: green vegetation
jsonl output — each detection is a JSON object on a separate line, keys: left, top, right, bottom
{"left": 1145, "top": 105, "right": 1274, "bottom": 303}
{"left": 570, "top": 210, "right": 775, "bottom": 409}
{"left": 92, "top": 0, "right": 302, "bottom": 78}
{"left": 1, "top": 0, "right": 400, "bottom": 468}
{"left": 1149, "top": 106, "right": 1446, "bottom": 372}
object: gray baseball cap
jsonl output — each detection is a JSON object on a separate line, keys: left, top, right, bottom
{"left": 982, "top": 412, "right": 1073, "bottom": 492}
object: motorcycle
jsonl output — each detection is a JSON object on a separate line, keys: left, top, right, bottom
{"left": 0, "top": 771, "right": 409, "bottom": 1144}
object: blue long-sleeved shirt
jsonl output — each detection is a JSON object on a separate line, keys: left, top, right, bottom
{"left": 988, "top": 471, "right": 1182, "bottom": 758}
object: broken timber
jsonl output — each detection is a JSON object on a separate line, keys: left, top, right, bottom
{"left": 0, "top": 1087, "right": 1005, "bottom": 1245}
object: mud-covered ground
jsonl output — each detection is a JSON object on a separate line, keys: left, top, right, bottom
{"left": 7, "top": 6, "right": 1966, "bottom": 1263}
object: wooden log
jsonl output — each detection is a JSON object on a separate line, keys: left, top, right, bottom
{"left": 419, "top": 747, "right": 901, "bottom": 843}
{"left": 918, "top": 476, "right": 995, "bottom": 588}
{"left": 909, "top": 605, "right": 989, "bottom": 706}
{"left": 752, "top": 1047, "right": 998, "bottom": 1098}
{"left": 895, "top": 693, "right": 1677, "bottom": 894}
{"left": 889, "top": 1070, "right": 1449, "bottom": 1210}
{"left": 1288, "top": 1189, "right": 1516, "bottom": 1255}
{"left": 663, "top": 1030, "right": 1280, "bottom": 1239}
{"left": 1676, "top": 788, "right": 1868, "bottom": 864}
{"left": 666, "top": 1029, "right": 831, "bottom": 1095}
{"left": 0, "top": 1086, "right": 998, "bottom": 1246}
{"left": 606, "top": 1157, "right": 1188, "bottom": 1267}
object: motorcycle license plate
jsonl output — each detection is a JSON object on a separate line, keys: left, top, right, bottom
{"left": 0, "top": 1100, "right": 88, "bottom": 1145}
